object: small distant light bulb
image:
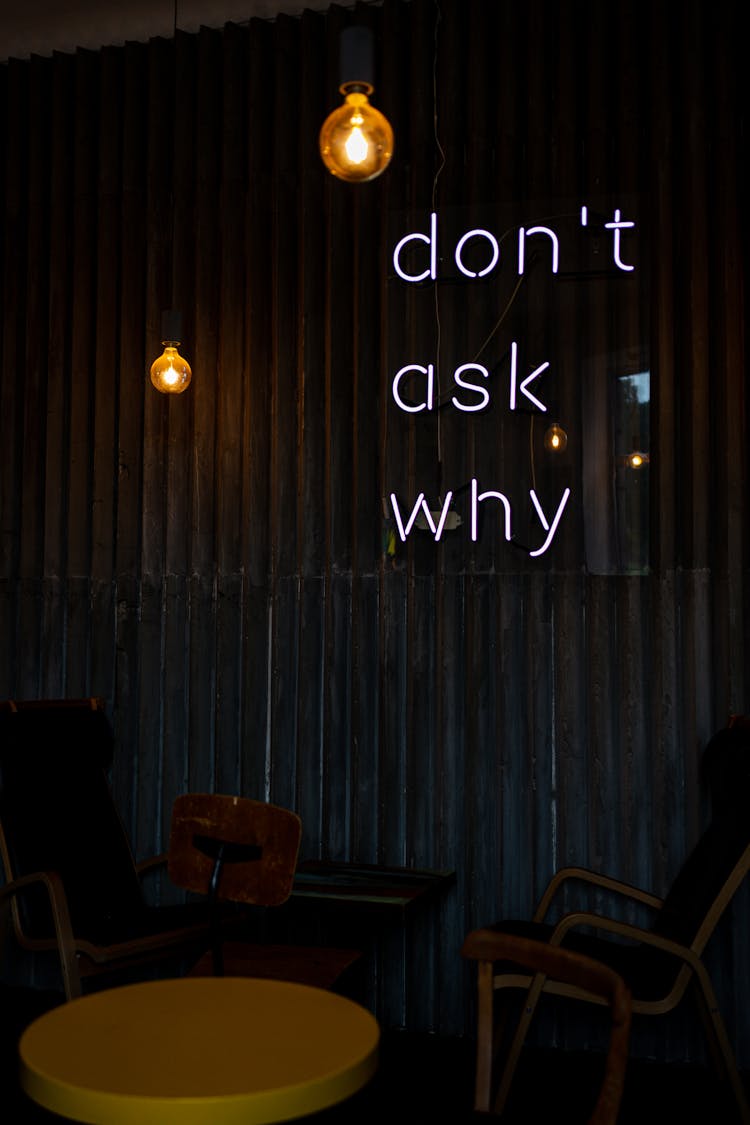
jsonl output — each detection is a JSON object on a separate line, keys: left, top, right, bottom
{"left": 544, "top": 422, "right": 568, "bottom": 453}
{"left": 626, "top": 451, "right": 649, "bottom": 469}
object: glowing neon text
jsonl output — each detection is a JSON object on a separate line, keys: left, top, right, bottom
{"left": 386, "top": 203, "right": 638, "bottom": 560}
{"left": 389, "top": 485, "right": 571, "bottom": 557}
{"left": 392, "top": 205, "right": 636, "bottom": 282}
{"left": 391, "top": 342, "right": 550, "bottom": 414}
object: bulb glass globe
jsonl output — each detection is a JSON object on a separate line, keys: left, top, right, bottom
{"left": 150, "top": 344, "right": 192, "bottom": 394}
{"left": 544, "top": 422, "right": 568, "bottom": 453}
{"left": 319, "top": 90, "right": 393, "bottom": 183}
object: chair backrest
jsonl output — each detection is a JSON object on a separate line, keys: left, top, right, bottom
{"left": 0, "top": 700, "right": 144, "bottom": 943}
{"left": 168, "top": 793, "right": 302, "bottom": 907}
{"left": 652, "top": 722, "right": 750, "bottom": 952}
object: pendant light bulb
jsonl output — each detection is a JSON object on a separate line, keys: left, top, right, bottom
{"left": 320, "top": 87, "right": 393, "bottom": 183}
{"left": 319, "top": 26, "right": 393, "bottom": 183}
{"left": 150, "top": 344, "right": 191, "bottom": 394}
{"left": 544, "top": 422, "right": 568, "bottom": 453}
{"left": 150, "top": 311, "right": 192, "bottom": 395}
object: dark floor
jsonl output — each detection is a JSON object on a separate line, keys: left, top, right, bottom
{"left": 4, "top": 1023, "right": 745, "bottom": 1124}
{"left": 337, "top": 1032, "right": 743, "bottom": 1124}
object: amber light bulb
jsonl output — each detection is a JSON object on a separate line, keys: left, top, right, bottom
{"left": 150, "top": 310, "right": 192, "bottom": 394}
{"left": 319, "top": 86, "right": 393, "bottom": 183}
{"left": 319, "top": 26, "right": 393, "bottom": 184}
{"left": 544, "top": 422, "right": 568, "bottom": 453}
{"left": 150, "top": 343, "right": 192, "bottom": 394}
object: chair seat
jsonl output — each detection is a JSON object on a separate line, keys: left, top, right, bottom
{"left": 479, "top": 919, "right": 681, "bottom": 1003}
{"left": 187, "top": 941, "right": 363, "bottom": 990}
{"left": 73, "top": 899, "right": 238, "bottom": 948}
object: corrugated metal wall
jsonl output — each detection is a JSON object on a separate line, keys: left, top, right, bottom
{"left": 1, "top": 0, "right": 748, "bottom": 1058}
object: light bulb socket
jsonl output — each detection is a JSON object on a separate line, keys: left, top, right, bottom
{"left": 160, "top": 308, "right": 183, "bottom": 345}
{"left": 339, "top": 26, "right": 375, "bottom": 92}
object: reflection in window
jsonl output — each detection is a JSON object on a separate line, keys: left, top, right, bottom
{"left": 614, "top": 372, "right": 650, "bottom": 573}
{"left": 583, "top": 355, "right": 651, "bottom": 575}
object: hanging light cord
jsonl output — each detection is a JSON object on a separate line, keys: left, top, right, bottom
{"left": 432, "top": 0, "right": 446, "bottom": 486}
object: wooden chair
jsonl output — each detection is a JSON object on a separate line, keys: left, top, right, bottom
{"left": 0, "top": 700, "right": 224, "bottom": 999}
{"left": 461, "top": 720, "right": 750, "bottom": 1123}
{"left": 168, "top": 792, "right": 363, "bottom": 989}
{"left": 462, "top": 933, "right": 632, "bottom": 1124}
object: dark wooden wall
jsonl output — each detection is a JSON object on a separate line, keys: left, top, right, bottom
{"left": 1, "top": 0, "right": 748, "bottom": 1058}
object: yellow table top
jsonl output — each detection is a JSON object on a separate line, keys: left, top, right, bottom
{"left": 19, "top": 976, "right": 380, "bottom": 1124}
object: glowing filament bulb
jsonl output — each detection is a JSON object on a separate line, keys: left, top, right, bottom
{"left": 150, "top": 343, "right": 192, "bottom": 395}
{"left": 162, "top": 356, "right": 180, "bottom": 386}
{"left": 320, "top": 89, "right": 393, "bottom": 183}
{"left": 344, "top": 114, "right": 368, "bottom": 164}
{"left": 544, "top": 422, "right": 568, "bottom": 453}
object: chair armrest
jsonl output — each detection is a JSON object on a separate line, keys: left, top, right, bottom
{"left": 533, "top": 867, "right": 664, "bottom": 922}
{"left": 0, "top": 871, "right": 80, "bottom": 999}
{"left": 460, "top": 929, "right": 631, "bottom": 1011}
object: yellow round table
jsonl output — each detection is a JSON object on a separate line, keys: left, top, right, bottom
{"left": 19, "top": 976, "right": 379, "bottom": 1124}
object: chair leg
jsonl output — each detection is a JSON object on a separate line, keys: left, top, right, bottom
{"left": 492, "top": 972, "right": 546, "bottom": 1116}
{"left": 474, "top": 962, "right": 495, "bottom": 1111}
{"left": 693, "top": 974, "right": 750, "bottom": 1125}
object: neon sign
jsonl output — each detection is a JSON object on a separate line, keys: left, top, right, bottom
{"left": 391, "top": 342, "right": 550, "bottom": 415}
{"left": 387, "top": 205, "right": 637, "bottom": 558}
{"left": 392, "top": 206, "right": 635, "bottom": 283}
{"left": 390, "top": 485, "right": 571, "bottom": 557}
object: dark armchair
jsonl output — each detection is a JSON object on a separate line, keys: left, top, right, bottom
{"left": 462, "top": 721, "right": 750, "bottom": 1123}
{"left": 0, "top": 699, "right": 222, "bottom": 998}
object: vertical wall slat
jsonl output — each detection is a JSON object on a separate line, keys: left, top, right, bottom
{"left": 89, "top": 46, "right": 122, "bottom": 707}
{"left": 113, "top": 41, "right": 148, "bottom": 847}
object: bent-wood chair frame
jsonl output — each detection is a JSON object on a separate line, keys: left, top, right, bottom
{"left": 463, "top": 931, "right": 632, "bottom": 1125}
{"left": 462, "top": 846, "right": 750, "bottom": 1123}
